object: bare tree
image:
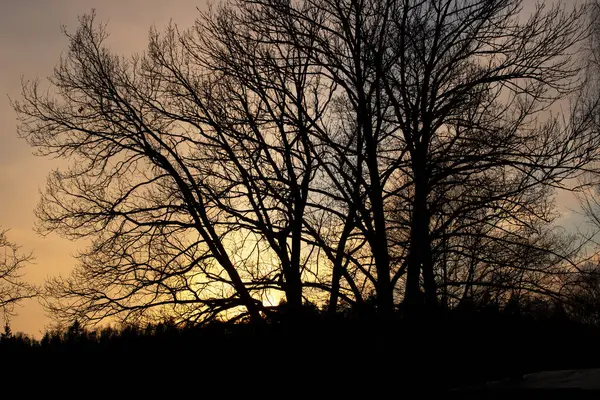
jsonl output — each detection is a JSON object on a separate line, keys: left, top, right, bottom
{"left": 0, "top": 229, "right": 36, "bottom": 322}
{"left": 16, "top": 14, "right": 268, "bottom": 325}
{"left": 235, "top": 0, "right": 598, "bottom": 314}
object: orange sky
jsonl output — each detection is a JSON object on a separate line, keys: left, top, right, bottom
{"left": 0, "top": 0, "right": 589, "bottom": 337}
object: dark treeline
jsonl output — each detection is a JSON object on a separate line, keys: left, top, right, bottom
{"left": 3, "top": 301, "right": 600, "bottom": 392}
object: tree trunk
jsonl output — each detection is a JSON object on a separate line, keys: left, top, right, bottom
{"left": 363, "top": 124, "right": 393, "bottom": 317}
{"left": 328, "top": 217, "right": 354, "bottom": 315}
{"left": 405, "top": 154, "right": 435, "bottom": 313}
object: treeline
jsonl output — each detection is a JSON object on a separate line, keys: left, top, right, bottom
{"left": 2, "top": 301, "right": 600, "bottom": 390}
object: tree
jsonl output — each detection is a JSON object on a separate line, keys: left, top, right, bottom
{"left": 560, "top": 261, "right": 600, "bottom": 325}
{"left": 13, "top": 0, "right": 600, "bottom": 326}
{"left": 0, "top": 229, "right": 36, "bottom": 322}
{"left": 208, "top": 0, "right": 598, "bottom": 314}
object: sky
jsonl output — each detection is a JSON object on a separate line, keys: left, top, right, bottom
{"left": 0, "top": 0, "right": 590, "bottom": 337}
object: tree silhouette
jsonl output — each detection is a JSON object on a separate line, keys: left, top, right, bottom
{"left": 12, "top": 0, "right": 600, "bottom": 326}
{"left": 0, "top": 229, "right": 36, "bottom": 323}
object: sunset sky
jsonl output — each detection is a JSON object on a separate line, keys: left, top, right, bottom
{"left": 0, "top": 0, "right": 590, "bottom": 337}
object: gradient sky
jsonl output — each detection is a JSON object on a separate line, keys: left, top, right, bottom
{"left": 0, "top": 0, "right": 589, "bottom": 337}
